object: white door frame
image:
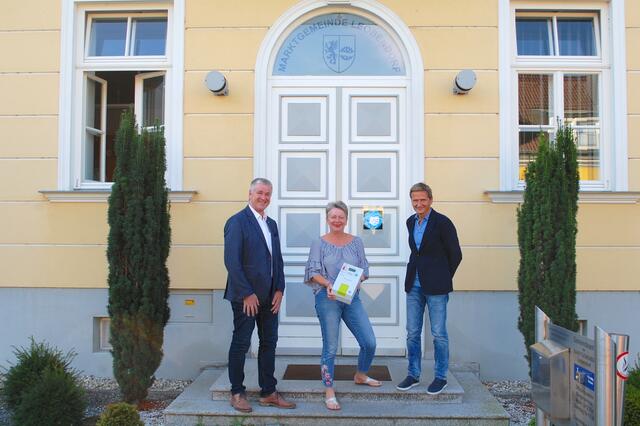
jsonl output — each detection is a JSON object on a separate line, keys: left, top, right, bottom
{"left": 251, "top": 0, "right": 424, "bottom": 356}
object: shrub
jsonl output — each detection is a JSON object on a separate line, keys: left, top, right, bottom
{"left": 624, "top": 382, "right": 640, "bottom": 426}
{"left": 12, "top": 367, "right": 85, "bottom": 426}
{"left": 96, "top": 402, "right": 144, "bottom": 426}
{"left": 517, "top": 126, "right": 579, "bottom": 372}
{"left": 1, "top": 338, "right": 75, "bottom": 412}
{"left": 107, "top": 110, "right": 171, "bottom": 403}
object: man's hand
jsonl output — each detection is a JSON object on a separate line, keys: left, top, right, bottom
{"left": 271, "top": 290, "right": 283, "bottom": 314}
{"left": 243, "top": 293, "right": 259, "bottom": 317}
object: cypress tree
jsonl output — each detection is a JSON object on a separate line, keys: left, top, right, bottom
{"left": 107, "top": 110, "right": 171, "bottom": 404}
{"left": 517, "top": 125, "right": 579, "bottom": 371}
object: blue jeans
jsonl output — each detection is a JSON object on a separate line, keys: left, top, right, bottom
{"left": 228, "top": 300, "right": 278, "bottom": 396}
{"left": 406, "top": 284, "right": 449, "bottom": 380}
{"left": 315, "top": 289, "right": 377, "bottom": 387}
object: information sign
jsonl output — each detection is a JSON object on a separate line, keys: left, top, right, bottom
{"left": 548, "top": 323, "right": 596, "bottom": 426}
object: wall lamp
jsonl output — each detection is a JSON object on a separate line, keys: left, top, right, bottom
{"left": 453, "top": 70, "right": 477, "bottom": 95}
{"left": 205, "top": 71, "right": 228, "bottom": 96}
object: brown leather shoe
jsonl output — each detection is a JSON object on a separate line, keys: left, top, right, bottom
{"left": 259, "top": 391, "right": 296, "bottom": 409}
{"left": 230, "top": 393, "right": 252, "bottom": 413}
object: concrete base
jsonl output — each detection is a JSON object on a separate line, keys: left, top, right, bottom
{"left": 165, "top": 357, "right": 510, "bottom": 425}
{"left": 210, "top": 356, "right": 463, "bottom": 403}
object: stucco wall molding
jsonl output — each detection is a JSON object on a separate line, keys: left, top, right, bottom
{"left": 485, "top": 190, "right": 640, "bottom": 204}
{"left": 39, "top": 190, "right": 197, "bottom": 203}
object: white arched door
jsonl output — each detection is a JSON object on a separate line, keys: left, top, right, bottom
{"left": 256, "top": 9, "right": 424, "bottom": 356}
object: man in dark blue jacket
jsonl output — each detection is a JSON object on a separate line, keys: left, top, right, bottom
{"left": 396, "top": 183, "right": 462, "bottom": 395}
{"left": 224, "top": 178, "right": 295, "bottom": 412}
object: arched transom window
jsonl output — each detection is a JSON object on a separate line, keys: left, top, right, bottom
{"left": 273, "top": 13, "right": 406, "bottom": 76}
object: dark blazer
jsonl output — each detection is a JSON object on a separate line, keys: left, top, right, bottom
{"left": 404, "top": 209, "right": 462, "bottom": 295}
{"left": 223, "top": 206, "right": 286, "bottom": 303}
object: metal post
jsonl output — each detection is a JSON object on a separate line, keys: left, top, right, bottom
{"left": 595, "top": 326, "right": 616, "bottom": 426}
{"left": 535, "top": 307, "right": 551, "bottom": 426}
{"left": 611, "top": 333, "right": 629, "bottom": 426}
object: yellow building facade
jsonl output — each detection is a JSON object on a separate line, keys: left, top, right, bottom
{"left": 0, "top": 0, "right": 638, "bottom": 379}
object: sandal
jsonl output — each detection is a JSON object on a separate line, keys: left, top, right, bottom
{"left": 325, "top": 396, "right": 341, "bottom": 410}
{"left": 354, "top": 376, "right": 382, "bottom": 387}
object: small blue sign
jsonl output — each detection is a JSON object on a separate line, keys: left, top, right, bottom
{"left": 363, "top": 209, "right": 383, "bottom": 230}
{"left": 574, "top": 364, "right": 595, "bottom": 391}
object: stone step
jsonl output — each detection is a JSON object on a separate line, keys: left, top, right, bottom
{"left": 210, "top": 357, "right": 463, "bottom": 403}
{"left": 164, "top": 366, "right": 510, "bottom": 426}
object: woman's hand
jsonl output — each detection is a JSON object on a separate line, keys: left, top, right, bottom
{"left": 326, "top": 284, "right": 337, "bottom": 300}
{"left": 357, "top": 275, "right": 367, "bottom": 291}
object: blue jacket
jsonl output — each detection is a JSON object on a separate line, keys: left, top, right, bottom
{"left": 223, "top": 206, "right": 286, "bottom": 303}
{"left": 404, "top": 209, "right": 462, "bottom": 295}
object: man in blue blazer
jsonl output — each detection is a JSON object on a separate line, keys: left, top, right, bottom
{"left": 396, "top": 183, "right": 462, "bottom": 395}
{"left": 224, "top": 178, "right": 295, "bottom": 412}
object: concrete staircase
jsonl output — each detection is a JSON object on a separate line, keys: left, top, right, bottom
{"left": 164, "top": 356, "right": 510, "bottom": 425}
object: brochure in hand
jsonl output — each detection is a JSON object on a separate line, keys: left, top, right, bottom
{"left": 332, "top": 263, "right": 363, "bottom": 304}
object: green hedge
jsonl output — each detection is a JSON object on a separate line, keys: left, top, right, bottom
{"left": 626, "top": 356, "right": 640, "bottom": 425}
{"left": 624, "top": 383, "right": 640, "bottom": 425}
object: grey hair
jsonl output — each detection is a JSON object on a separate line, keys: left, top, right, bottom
{"left": 409, "top": 182, "right": 432, "bottom": 199}
{"left": 325, "top": 201, "right": 348, "bottom": 218}
{"left": 249, "top": 177, "right": 273, "bottom": 192}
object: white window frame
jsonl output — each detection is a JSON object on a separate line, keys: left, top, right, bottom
{"left": 515, "top": 11, "right": 602, "bottom": 59}
{"left": 99, "top": 317, "right": 112, "bottom": 351}
{"left": 84, "top": 74, "right": 107, "bottom": 182}
{"left": 58, "top": 0, "right": 184, "bottom": 191}
{"left": 499, "top": 0, "right": 628, "bottom": 192}
{"left": 84, "top": 12, "right": 169, "bottom": 59}
{"left": 135, "top": 71, "right": 167, "bottom": 132}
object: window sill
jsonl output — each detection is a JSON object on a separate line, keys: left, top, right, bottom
{"left": 40, "top": 190, "right": 197, "bottom": 203}
{"left": 485, "top": 191, "right": 640, "bottom": 204}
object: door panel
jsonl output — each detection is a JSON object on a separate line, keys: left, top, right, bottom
{"left": 277, "top": 266, "right": 323, "bottom": 355}
{"left": 340, "top": 87, "right": 407, "bottom": 354}
{"left": 273, "top": 87, "right": 335, "bottom": 355}
{"left": 279, "top": 207, "right": 326, "bottom": 255}
{"left": 341, "top": 266, "right": 406, "bottom": 356}
{"left": 271, "top": 85, "right": 407, "bottom": 356}
{"left": 280, "top": 96, "right": 328, "bottom": 143}
{"left": 350, "top": 96, "right": 398, "bottom": 143}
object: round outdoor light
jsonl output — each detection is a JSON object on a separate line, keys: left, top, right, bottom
{"left": 453, "top": 70, "right": 477, "bottom": 94}
{"left": 205, "top": 71, "right": 228, "bottom": 96}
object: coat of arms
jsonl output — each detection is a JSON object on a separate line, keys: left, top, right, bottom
{"left": 323, "top": 35, "right": 356, "bottom": 73}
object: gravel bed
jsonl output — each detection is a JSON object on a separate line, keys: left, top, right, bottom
{"left": 484, "top": 379, "right": 531, "bottom": 397}
{"left": 78, "top": 375, "right": 191, "bottom": 393}
{"left": 79, "top": 376, "right": 191, "bottom": 425}
{"left": 484, "top": 380, "right": 535, "bottom": 426}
